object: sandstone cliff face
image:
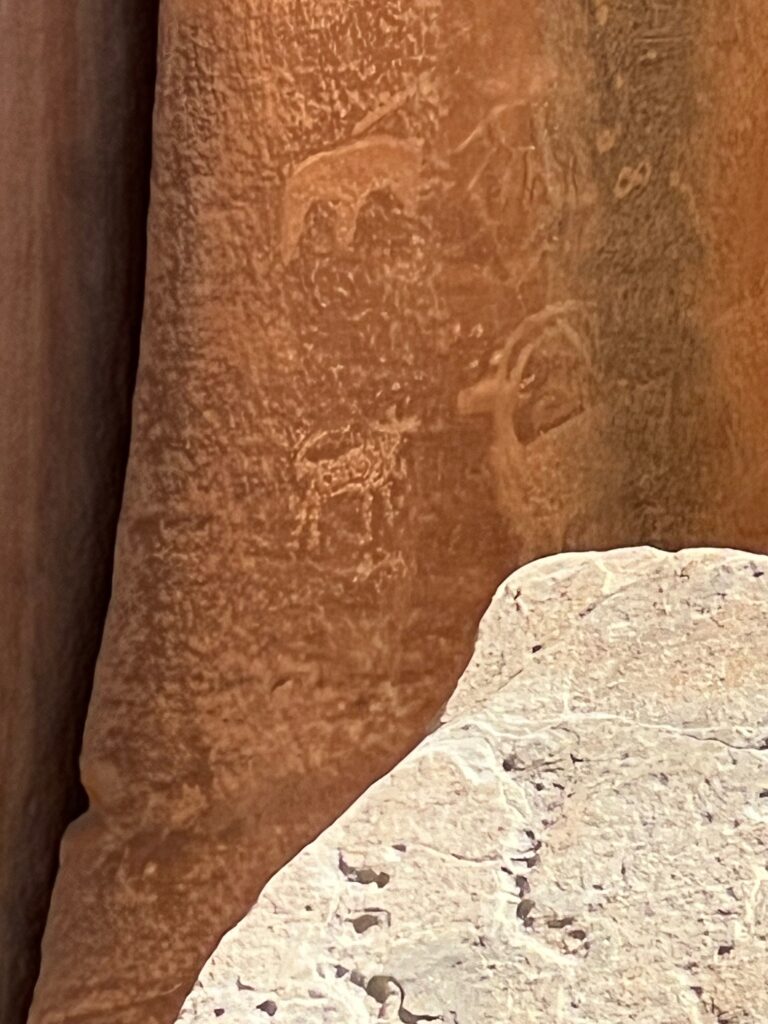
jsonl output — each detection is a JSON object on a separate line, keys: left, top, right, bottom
{"left": 30, "top": 1, "right": 768, "bottom": 1022}
{"left": 180, "top": 547, "right": 768, "bottom": 1022}
{"left": 0, "top": 3, "right": 157, "bottom": 1020}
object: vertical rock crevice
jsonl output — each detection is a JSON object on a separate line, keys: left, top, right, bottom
{"left": 0, "top": 3, "right": 159, "bottom": 1021}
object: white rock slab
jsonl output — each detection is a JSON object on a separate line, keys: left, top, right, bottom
{"left": 178, "top": 548, "right": 768, "bottom": 1023}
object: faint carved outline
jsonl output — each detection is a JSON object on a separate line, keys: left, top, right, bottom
{"left": 293, "top": 419, "right": 415, "bottom": 554}
{"left": 281, "top": 135, "right": 423, "bottom": 263}
{"left": 459, "top": 301, "right": 597, "bottom": 555}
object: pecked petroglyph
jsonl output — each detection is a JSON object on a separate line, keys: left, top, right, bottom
{"left": 458, "top": 301, "right": 595, "bottom": 431}
{"left": 281, "top": 135, "right": 423, "bottom": 262}
{"left": 458, "top": 302, "right": 598, "bottom": 555}
{"left": 293, "top": 416, "right": 418, "bottom": 554}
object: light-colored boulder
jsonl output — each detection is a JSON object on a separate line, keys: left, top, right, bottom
{"left": 180, "top": 548, "right": 768, "bottom": 1023}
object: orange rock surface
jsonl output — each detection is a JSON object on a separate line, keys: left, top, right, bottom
{"left": 30, "top": 1, "right": 768, "bottom": 1022}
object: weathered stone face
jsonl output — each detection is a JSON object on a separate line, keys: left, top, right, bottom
{"left": 0, "top": 3, "right": 156, "bottom": 1020}
{"left": 29, "top": 0, "right": 768, "bottom": 1021}
{"left": 179, "top": 548, "right": 768, "bottom": 1023}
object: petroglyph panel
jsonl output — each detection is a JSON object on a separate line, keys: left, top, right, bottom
{"left": 32, "top": 1, "right": 768, "bottom": 1021}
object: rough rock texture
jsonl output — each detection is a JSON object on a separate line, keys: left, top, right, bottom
{"left": 0, "top": 3, "right": 157, "bottom": 1021}
{"left": 32, "top": 1, "right": 768, "bottom": 1022}
{"left": 181, "top": 547, "right": 768, "bottom": 1023}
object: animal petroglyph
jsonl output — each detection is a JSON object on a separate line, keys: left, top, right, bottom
{"left": 281, "top": 135, "right": 423, "bottom": 262}
{"left": 293, "top": 418, "right": 416, "bottom": 555}
{"left": 458, "top": 301, "right": 594, "bottom": 429}
{"left": 458, "top": 302, "right": 598, "bottom": 557}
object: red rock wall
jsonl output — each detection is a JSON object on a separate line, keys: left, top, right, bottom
{"left": 30, "top": 1, "right": 768, "bottom": 1022}
{"left": 0, "top": 3, "right": 157, "bottom": 1020}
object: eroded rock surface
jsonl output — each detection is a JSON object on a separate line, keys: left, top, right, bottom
{"left": 181, "top": 548, "right": 768, "bottom": 1023}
